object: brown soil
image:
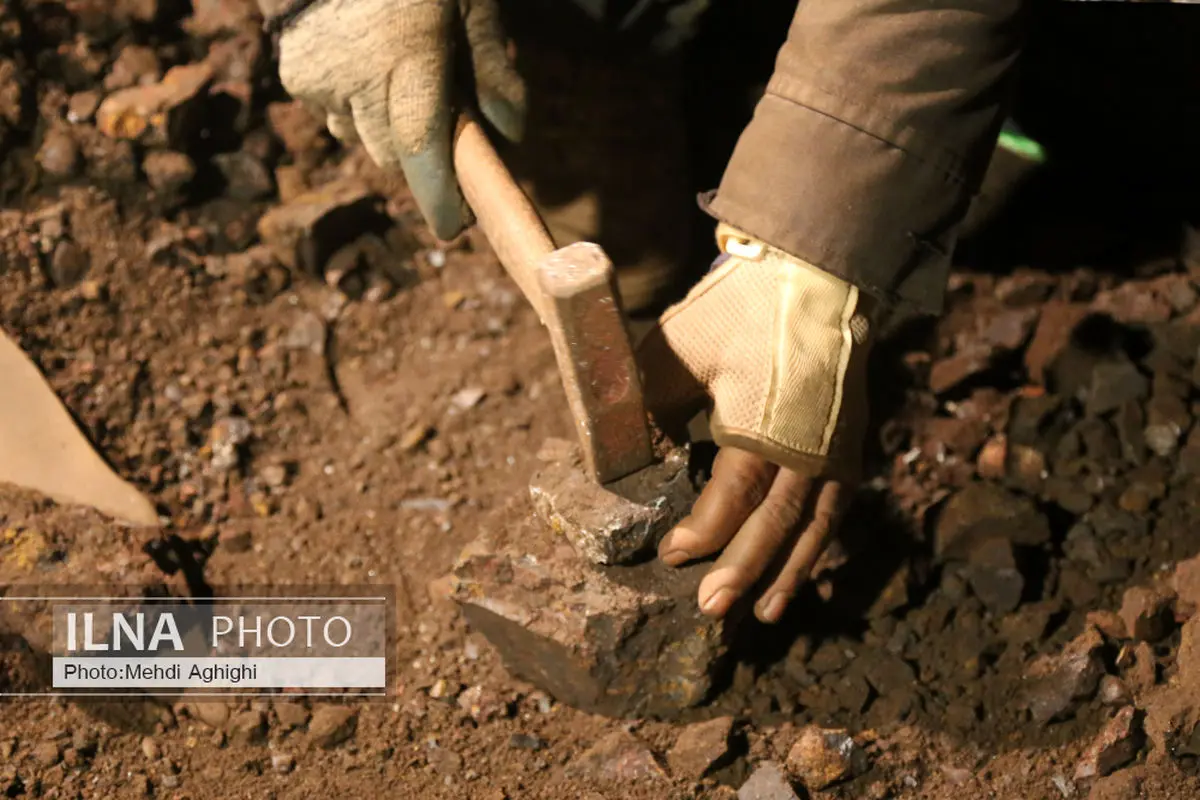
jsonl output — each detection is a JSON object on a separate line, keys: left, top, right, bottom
{"left": 3, "top": 2, "right": 1200, "bottom": 799}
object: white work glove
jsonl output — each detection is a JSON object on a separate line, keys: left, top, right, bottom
{"left": 274, "top": 0, "right": 525, "bottom": 239}
{"left": 639, "top": 224, "right": 877, "bottom": 624}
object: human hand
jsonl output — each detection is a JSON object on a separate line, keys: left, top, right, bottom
{"left": 658, "top": 448, "right": 848, "bottom": 622}
{"left": 639, "top": 225, "right": 874, "bottom": 623}
{"left": 277, "top": 0, "right": 525, "bottom": 239}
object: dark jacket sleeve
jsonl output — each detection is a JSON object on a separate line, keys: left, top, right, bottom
{"left": 704, "top": 0, "right": 1030, "bottom": 314}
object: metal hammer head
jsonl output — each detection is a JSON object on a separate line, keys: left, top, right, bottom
{"left": 536, "top": 242, "right": 655, "bottom": 485}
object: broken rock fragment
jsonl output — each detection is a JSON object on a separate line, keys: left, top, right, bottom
{"left": 1142, "top": 684, "right": 1200, "bottom": 765}
{"left": 1087, "top": 360, "right": 1149, "bottom": 417}
{"left": 452, "top": 501, "right": 734, "bottom": 718}
{"left": 1098, "top": 676, "right": 1132, "bottom": 707}
{"left": 1119, "top": 586, "right": 1175, "bottom": 643}
{"left": 1022, "top": 625, "right": 1106, "bottom": 725}
{"left": 257, "top": 180, "right": 388, "bottom": 275}
{"left": 1171, "top": 553, "right": 1200, "bottom": 617}
{"left": 1074, "top": 706, "right": 1144, "bottom": 780}
{"left": 739, "top": 762, "right": 800, "bottom": 800}
{"left": 97, "top": 62, "right": 213, "bottom": 149}
{"left": 565, "top": 730, "right": 666, "bottom": 784}
{"left": 934, "top": 483, "right": 1050, "bottom": 559}
{"left": 964, "top": 537, "right": 1025, "bottom": 615}
{"left": 785, "top": 726, "right": 868, "bottom": 790}
{"left": 306, "top": 706, "right": 357, "bottom": 749}
{"left": 529, "top": 443, "right": 695, "bottom": 565}
{"left": 667, "top": 716, "right": 733, "bottom": 781}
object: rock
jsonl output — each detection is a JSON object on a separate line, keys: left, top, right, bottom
{"left": 67, "top": 91, "right": 101, "bottom": 123}
{"left": 209, "top": 415, "right": 252, "bottom": 472}
{"left": 977, "top": 435, "right": 1008, "bottom": 479}
{"left": 36, "top": 128, "right": 79, "bottom": 178}
{"left": 565, "top": 730, "right": 666, "bottom": 784}
{"left": 964, "top": 537, "right": 1025, "bottom": 614}
{"left": 1119, "top": 587, "right": 1175, "bottom": 642}
{"left": 142, "top": 150, "right": 195, "bottom": 200}
{"left": 1075, "top": 707, "right": 1143, "bottom": 780}
{"left": 284, "top": 312, "right": 326, "bottom": 355}
{"left": 528, "top": 442, "right": 696, "bottom": 566}
{"left": 31, "top": 741, "right": 61, "bottom": 767}
{"left": 456, "top": 684, "right": 508, "bottom": 723}
{"left": 266, "top": 101, "right": 326, "bottom": 157}
{"left": 1177, "top": 617, "right": 1200, "bottom": 687}
{"left": 189, "top": 702, "right": 230, "bottom": 730}
{"left": 452, "top": 484, "right": 729, "bottom": 718}
{"left": 307, "top": 706, "right": 357, "bottom": 749}
{"left": 203, "top": 33, "right": 260, "bottom": 131}
{"left": 934, "top": 483, "right": 1051, "bottom": 559}
{"left": 272, "top": 701, "right": 309, "bottom": 731}
{"left": 97, "top": 62, "right": 213, "bottom": 149}
{"left": 71, "top": 729, "right": 98, "bottom": 756}
{"left": 260, "top": 464, "right": 288, "bottom": 489}
{"left": 982, "top": 306, "right": 1040, "bottom": 350}
{"left": 1087, "top": 770, "right": 1144, "bottom": 800}
{"left": 104, "top": 45, "right": 161, "bottom": 91}
{"left": 1143, "top": 684, "right": 1200, "bottom": 764}
{"left": 257, "top": 180, "right": 387, "bottom": 274}
{"left": 785, "top": 726, "right": 867, "bottom": 790}
{"left": 218, "top": 528, "right": 252, "bottom": 553}
{"left": 213, "top": 151, "right": 274, "bottom": 200}
{"left": 929, "top": 345, "right": 991, "bottom": 395}
{"left": 0, "top": 58, "right": 25, "bottom": 141}
{"left": 227, "top": 710, "right": 266, "bottom": 745}
{"left": 449, "top": 387, "right": 486, "bottom": 411}
{"left": 271, "top": 752, "right": 295, "bottom": 774}
{"left": 1098, "top": 676, "right": 1132, "bottom": 707}
{"left": 1022, "top": 625, "right": 1106, "bottom": 725}
{"left": 1144, "top": 393, "right": 1190, "bottom": 458}
{"left": 1093, "top": 284, "right": 1172, "bottom": 325}
{"left": 1171, "top": 554, "right": 1200, "bottom": 617}
{"left": 140, "top": 737, "right": 160, "bottom": 760}
{"left": 509, "top": 733, "right": 546, "bottom": 750}
{"left": 1087, "top": 361, "right": 1149, "bottom": 417}
{"left": 1121, "top": 642, "right": 1158, "bottom": 697}
{"left": 1025, "top": 301, "right": 1091, "bottom": 384}
{"left": 667, "top": 716, "right": 733, "bottom": 780}
{"left": 997, "top": 272, "right": 1055, "bottom": 305}
{"left": 1085, "top": 610, "right": 1128, "bottom": 641}
{"left": 739, "top": 762, "right": 800, "bottom": 800}
{"left": 186, "top": 0, "right": 259, "bottom": 37}
{"left": 48, "top": 240, "right": 88, "bottom": 288}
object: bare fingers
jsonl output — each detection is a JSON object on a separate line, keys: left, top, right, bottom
{"left": 657, "top": 448, "right": 777, "bottom": 568}
{"left": 694, "top": 467, "right": 813, "bottom": 618}
{"left": 657, "top": 447, "right": 848, "bottom": 624}
{"left": 751, "top": 480, "right": 846, "bottom": 623}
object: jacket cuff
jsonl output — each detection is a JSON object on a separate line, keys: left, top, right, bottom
{"left": 704, "top": 75, "right": 985, "bottom": 316}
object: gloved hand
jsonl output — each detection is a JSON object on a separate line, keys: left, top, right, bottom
{"left": 276, "top": 0, "right": 525, "bottom": 240}
{"left": 638, "top": 224, "right": 876, "bottom": 623}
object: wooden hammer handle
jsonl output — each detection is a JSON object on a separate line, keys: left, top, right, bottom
{"left": 452, "top": 117, "right": 553, "bottom": 322}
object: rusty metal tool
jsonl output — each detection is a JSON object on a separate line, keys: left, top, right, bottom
{"left": 453, "top": 117, "right": 654, "bottom": 486}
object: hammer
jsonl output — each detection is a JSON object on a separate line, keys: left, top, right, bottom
{"left": 452, "top": 118, "right": 655, "bottom": 486}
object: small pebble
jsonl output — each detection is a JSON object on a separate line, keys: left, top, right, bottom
{"left": 141, "top": 736, "right": 160, "bottom": 760}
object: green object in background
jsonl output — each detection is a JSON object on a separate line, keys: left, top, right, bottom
{"left": 997, "top": 127, "right": 1047, "bottom": 164}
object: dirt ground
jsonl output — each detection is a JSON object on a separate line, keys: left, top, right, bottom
{"left": 3, "top": 2, "right": 1200, "bottom": 799}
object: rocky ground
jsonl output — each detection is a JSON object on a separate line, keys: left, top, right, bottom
{"left": 2, "top": 1, "right": 1200, "bottom": 799}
